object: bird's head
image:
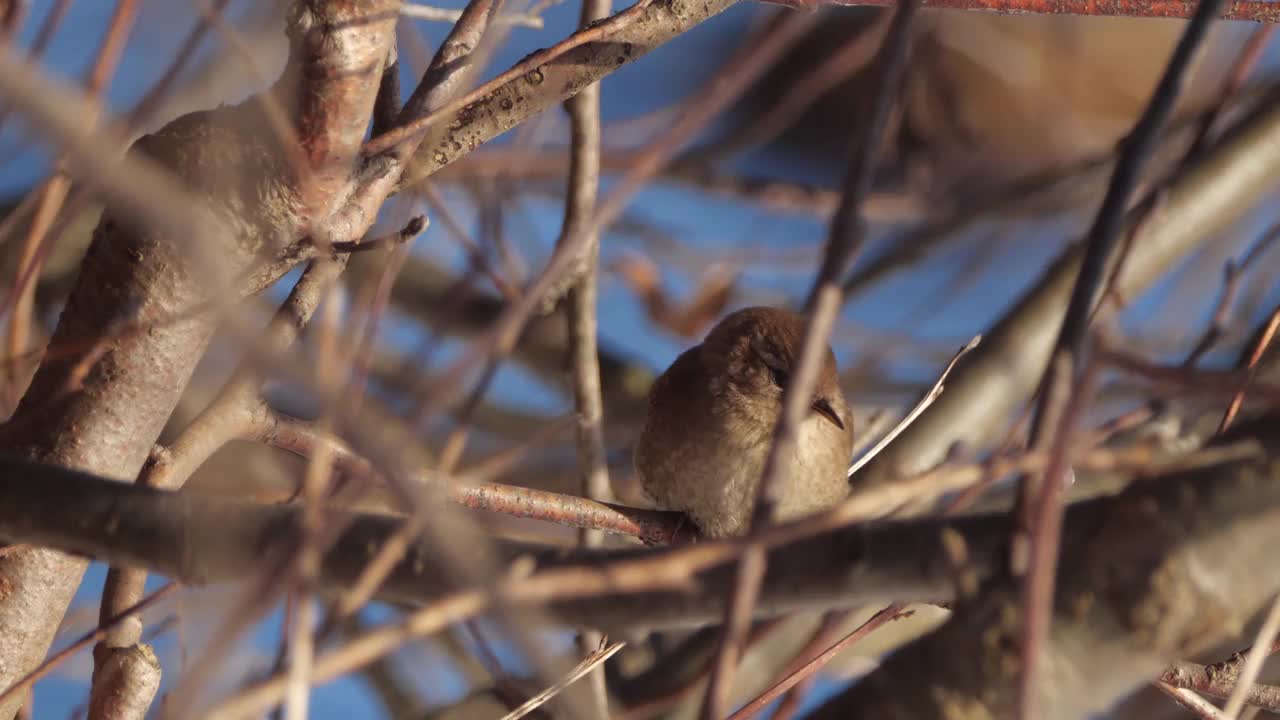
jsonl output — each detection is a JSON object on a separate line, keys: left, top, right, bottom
{"left": 700, "top": 306, "right": 851, "bottom": 438}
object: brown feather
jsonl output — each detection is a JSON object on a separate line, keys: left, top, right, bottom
{"left": 634, "top": 307, "right": 855, "bottom": 538}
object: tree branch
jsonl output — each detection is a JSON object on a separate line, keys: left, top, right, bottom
{"left": 0, "top": 3, "right": 397, "bottom": 715}
{"left": 395, "top": 0, "right": 745, "bottom": 189}
{"left": 851, "top": 90, "right": 1280, "bottom": 488}
{"left": 0, "top": 410, "right": 1275, "bottom": 633}
{"left": 805, "top": 0, "right": 1280, "bottom": 20}
{"left": 810, "top": 411, "right": 1280, "bottom": 719}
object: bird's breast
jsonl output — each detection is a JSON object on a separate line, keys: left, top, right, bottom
{"left": 638, "top": 414, "right": 850, "bottom": 538}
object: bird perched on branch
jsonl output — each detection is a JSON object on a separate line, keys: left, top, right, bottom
{"left": 634, "top": 307, "right": 855, "bottom": 538}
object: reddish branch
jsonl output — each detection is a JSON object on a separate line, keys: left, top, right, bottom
{"left": 1015, "top": 1, "right": 1227, "bottom": 713}
{"left": 257, "top": 411, "right": 694, "bottom": 545}
{"left": 726, "top": 605, "right": 913, "bottom": 720}
{"left": 3, "top": 0, "right": 138, "bottom": 408}
{"left": 702, "top": 3, "right": 917, "bottom": 716}
{"left": 1219, "top": 301, "right": 1280, "bottom": 432}
{"left": 811, "top": 0, "right": 1280, "bottom": 21}
{"left": 457, "top": 483, "right": 695, "bottom": 545}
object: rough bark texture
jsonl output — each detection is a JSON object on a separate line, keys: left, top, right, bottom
{"left": 0, "top": 101, "right": 302, "bottom": 719}
{"left": 87, "top": 644, "right": 160, "bottom": 720}
{"left": 400, "top": 0, "right": 744, "bottom": 187}
{"left": 0, "top": 2, "right": 397, "bottom": 713}
{"left": 2, "top": 423, "right": 1280, "bottom": 715}
{"left": 809, "top": 418, "right": 1280, "bottom": 719}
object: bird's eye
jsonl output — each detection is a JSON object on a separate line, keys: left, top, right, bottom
{"left": 769, "top": 365, "right": 788, "bottom": 388}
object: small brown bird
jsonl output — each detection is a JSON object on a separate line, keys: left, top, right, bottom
{"left": 634, "top": 307, "right": 855, "bottom": 538}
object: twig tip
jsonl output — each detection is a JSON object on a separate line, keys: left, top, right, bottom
{"left": 403, "top": 215, "right": 428, "bottom": 238}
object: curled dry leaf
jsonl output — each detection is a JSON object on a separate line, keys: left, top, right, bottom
{"left": 611, "top": 250, "right": 740, "bottom": 339}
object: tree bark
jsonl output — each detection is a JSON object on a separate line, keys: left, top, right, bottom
{"left": 0, "top": 2, "right": 397, "bottom": 715}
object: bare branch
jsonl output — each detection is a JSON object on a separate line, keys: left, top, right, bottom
{"left": 1155, "top": 682, "right": 1231, "bottom": 720}
{"left": 851, "top": 82, "right": 1280, "bottom": 488}
{"left": 562, "top": 0, "right": 614, "bottom": 709}
{"left": 0, "top": 3, "right": 396, "bottom": 713}
{"left": 726, "top": 604, "right": 912, "bottom": 720}
{"left": 1222, "top": 592, "right": 1280, "bottom": 718}
{"left": 703, "top": 6, "right": 917, "bottom": 716}
{"left": 1013, "top": 4, "right": 1237, "bottom": 691}
{"left": 1161, "top": 642, "right": 1280, "bottom": 714}
{"left": 499, "top": 638, "right": 626, "bottom": 720}
{"left": 791, "top": 0, "right": 1278, "bottom": 20}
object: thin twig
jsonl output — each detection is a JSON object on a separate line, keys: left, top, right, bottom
{"left": 254, "top": 411, "right": 690, "bottom": 544}
{"left": 1178, "top": 23, "right": 1274, "bottom": 170}
{"left": 767, "top": 613, "right": 847, "bottom": 720}
{"left": 1183, "top": 261, "right": 1245, "bottom": 368}
{"left": 848, "top": 335, "right": 980, "bottom": 478}
{"left": 0, "top": 0, "right": 71, "bottom": 153}
{"left": 364, "top": 0, "right": 659, "bottom": 156}
{"left": 726, "top": 604, "right": 912, "bottom": 720}
{"left": 0, "top": 582, "right": 177, "bottom": 709}
{"left": 206, "top": 590, "right": 492, "bottom": 720}
{"left": 1014, "top": 0, "right": 1227, "bottom": 714}
{"left": 700, "top": 5, "right": 917, "bottom": 717}
{"left": 807, "top": 0, "right": 1277, "bottom": 20}
{"left": 498, "top": 638, "right": 626, "bottom": 720}
{"left": 1017, "top": 354, "right": 1102, "bottom": 717}
{"left": 329, "top": 215, "right": 426, "bottom": 254}
{"left": 283, "top": 266, "right": 349, "bottom": 720}
{"left": 1100, "top": 344, "right": 1280, "bottom": 404}
{"left": 564, "top": 0, "right": 613, "bottom": 711}
{"left": 417, "top": 182, "right": 520, "bottom": 299}
{"left": 3, "top": 0, "right": 138, "bottom": 407}
{"left": 674, "top": 11, "right": 890, "bottom": 168}
{"left": 1219, "top": 302, "right": 1280, "bottom": 433}
{"left": 614, "top": 621, "right": 787, "bottom": 720}
{"left": 1156, "top": 681, "right": 1232, "bottom": 720}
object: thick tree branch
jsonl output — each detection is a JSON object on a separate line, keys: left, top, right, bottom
{"left": 285, "top": 1, "right": 398, "bottom": 220}
{"left": 0, "top": 411, "right": 1276, "bottom": 634}
{"left": 809, "top": 413, "right": 1280, "bottom": 719}
{"left": 396, "top": 0, "right": 744, "bottom": 189}
{"left": 0, "top": 3, "right": 397, "bottom": 716}
{"left": 853, "top": 91, "right": 1280, "bottom": 488}
{"left": 0, "top": 452, "right": 988, "bottom": 622}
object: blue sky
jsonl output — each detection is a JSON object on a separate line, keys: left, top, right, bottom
{"left": 7, "top": 0, "right": 1280, "bottom": 717}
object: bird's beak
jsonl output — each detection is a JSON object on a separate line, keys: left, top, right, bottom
{"left": 810, "top": 398, "right": 845, "bottom": 431}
